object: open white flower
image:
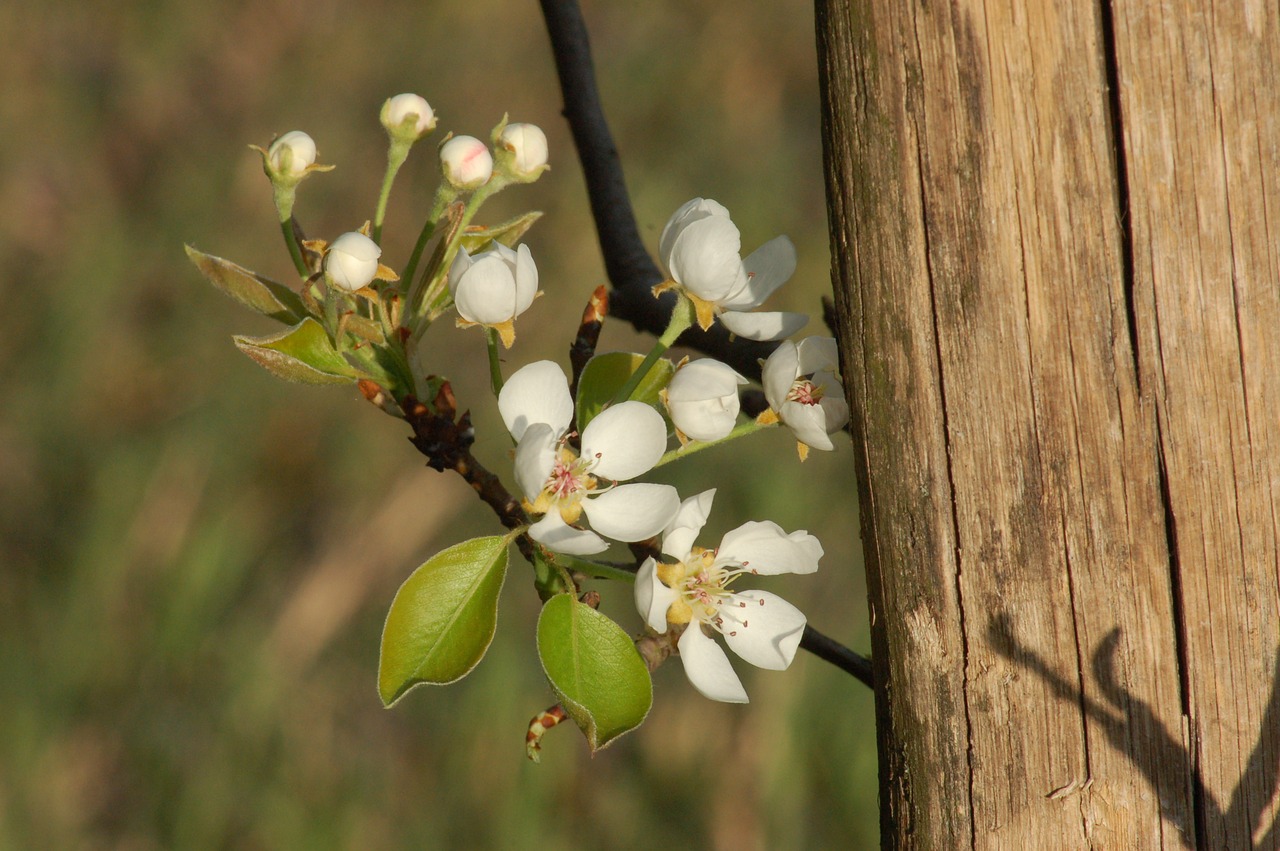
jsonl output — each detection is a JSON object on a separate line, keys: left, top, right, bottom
{"left": 657, "top": 198, "right": 808, "bottom": 341}
{"left": 635, "top": 489, "right": 822, "bottom": 703}
{"left": 499, "top": 361, "right": 680, "bottom": 554}
{"left": 663, "top": 358, "right": 747, "bottom": 442}
{"left": 762, "top": 337, "right": 850, "bottom": 460}
{"left": 448, "top": 242, "right": 539, "bottom": 347}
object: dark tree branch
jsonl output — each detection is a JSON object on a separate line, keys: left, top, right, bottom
{"left": 802, "top": 625, "right": 874, "bottom": 688}
{"left": 539, "top": 0, "right": 780, "bottom": 381}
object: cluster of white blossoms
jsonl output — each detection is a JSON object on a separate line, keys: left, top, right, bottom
{"left": 486, "top": 198, "right": 852, "bottom": 702}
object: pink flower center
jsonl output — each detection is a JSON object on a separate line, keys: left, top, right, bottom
{"left": 787, "top": 378, "right": 824, "bottom": 406}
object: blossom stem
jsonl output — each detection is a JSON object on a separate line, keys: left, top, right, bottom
{"left": 610, "top": 297, "right": 693, "bottom": 405}
{"left": 550, "top": 553, "right": 638, "bottom": 584}
{"left": 653, "top": 417, "right": 777, "bottom": 468}
{"left": 279, "top": 217, "right": 308, "bottom": 278}
{"left": 486, "top": 328, "right": 505, "bottom": 396}
{"left": 399, "top": 183, "right": 457, "bottom": 291}
{"left": 372, "top": 141, "right": 412, "bottom": 246}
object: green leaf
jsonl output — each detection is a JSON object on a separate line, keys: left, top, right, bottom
{"left": 379, "top": 536, "right": 510, "bottom": 706}
{"left": 575, "top": 351, "right": 674, "bottom": 431}
{"left": 536, "top": 594, "right": 652, "bottom": 752}
{"left": 459, "top": 210, "right": 543, "bottom": 253}
{"left": 185, "top": 245, "right": 308, "bottom": 324}
{"left": 233, "top": 318, "right": 365, "bottom": 385}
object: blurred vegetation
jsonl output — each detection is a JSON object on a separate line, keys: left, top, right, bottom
{"left": 0, "top": 0, "right": 876, "bottom": 847}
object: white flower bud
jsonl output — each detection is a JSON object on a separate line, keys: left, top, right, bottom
{"left": 382, "top": 93, "right": 436, "bottom": 139}
{"left": 325, "top": 232, "right": 383, "bottom": 293}
{"left": 267, "top": 131, "right": 317, "bottom": 178}
{"left": 498, "top": 123, "right": 548, "bottom": 175}
{"left": 440, "top": 135, "right": 494, "bottom": 189}
{"left": 448, "top": 243, "right": 539, "bottom": 347}
{"left": 665, "top": 359, "right": 747, "bottom": 441}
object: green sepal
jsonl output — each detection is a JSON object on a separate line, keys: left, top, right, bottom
{"left": 233, "top": 318, "right": 366, "bottom": 385}
{"left": 185, "top": 245, "right": 308, "bottom": 324}
{"left": 459, "top": 211, "right": 543, "bottom": 254}
{"left": 378, "top": 535, "right": 511, "bottom": 706}
{"left": 575, "top": 352, "right": 674, "bottom": 431}
{"left": 536, "top": 594, "right": 652, "bottom": 753}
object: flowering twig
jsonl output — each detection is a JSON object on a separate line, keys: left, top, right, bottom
{"left": 569, "top": 285, "right": 608, "bottom": 399}
{"left": 538, "top": 0, "right": 781, "bottom": 381}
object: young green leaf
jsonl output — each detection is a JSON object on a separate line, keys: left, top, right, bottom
{"left": 233, "top": 318, "right": 365, "bottom": 385}
{"left": 185, "top": 245, "right": 308, "bottom": 324}
{"left": 459, "top": 210, "right": 543, "bottom": 254}
{"left": 379, "top": 536, "right": 510, "bottom": 706}
{"left": 575, "top": 352, "right": 674, "bottom": 432}
{"left": 536, "top": 594, "right": 652, "bottom": 752}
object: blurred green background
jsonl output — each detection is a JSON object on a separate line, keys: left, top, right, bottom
{"left": 0, "top": 0, "right": 875, "bottom": 847}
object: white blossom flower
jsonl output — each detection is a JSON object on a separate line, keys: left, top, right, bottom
{"left": 497, "top": 122, "right": 549, "bottom": 176}
{"left": 381, "top": 93, "right": 436, "bottom": 139}
{"left": 762, "top": 337, "right": 850, "bottom": 460}
{"left": 662, "top": 358, "right": 747, "bottom": 442}
{"left": 325, "top": 231, "right": 385, "bottom": 293}
{"left": 267, "top": 131, "right": 317, "bottom": 178}
{"left": 657, "top": 198, "right": 808, "bottom": 341}
{"left": 448, "top": 242, "right": 539, "bottom": 347}
{"left": 440, "top": 135, "right": 494, "bottom": 189}
{"left": 498, "top": 361, "right": 680, "bottom": 554}
{"left": 634, "top": 489, "right": 821, "bottom": 703}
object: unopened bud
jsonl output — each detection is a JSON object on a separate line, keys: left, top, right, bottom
{"left": 267, "top": 131, "right": 317, "bottom": 178}
{"left": 497, "top": 123, "right": 549, "bottom": 177}
{"left": 381, "top": 93, "right": 436, "bottom": 140}
{"left": 325, "top": 232, "right": 383, "bottom": 293}
{"left": 440, "top": 135, "right": 493, "bottom": 190}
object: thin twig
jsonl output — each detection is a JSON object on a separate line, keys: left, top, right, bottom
{"left": 539, "top": 0, "right": 781, "bottom": 381}
{"left": 801, "top": 625, "right": 874, "bottom": 688}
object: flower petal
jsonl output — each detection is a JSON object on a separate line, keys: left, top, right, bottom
{"left": 580, "top": 401, "right": 668, "bottom": 481}
{"left": 658, "top": 197, "right": 731, "bottom": 270}
{"left": 796, "top": 336, "right": 840, "bottom": 375}
{"left": 721, "top": 590, "right": 806, "bottom": 671}
{"left": 513, "top": 422, "right": 558, "bottom": 501}
{"left": 447, "top": 246, "right": 474, "bottom": 295}
{"left": 678, "top": 625, "right": 749, "bottom": 703}
{"left": 666, "top": 359, "right": 747, "bottom": 402}
{"left": 722, "top": 235, "right": 797, "bottom": 309}
{"left": 513, "top": 243, "right": 538, "bottom": 314}
{"left": 635, "top": 556, "right": 678, "bottom": 633}
{"left": 668, "top": 216, "right": 745, "bottom": 302}
{"left": 718, "top": 309, "right": 808, "bottom": 342}
{"left": 716, "top": 520, "right": 823, "bottom": 575}
{"left": 498, "top": 360, "right": 573, "bottom": 441}
{"left": 583, "top": 483, "right": 680, "bottom": 542}
{"left": 761, "top": 340, "right": 800, "bottom": 410}
{"left": 454, "top": 254, "right": 518, "bottom": 325}
{"left": 529, "top": 510, "right": 608, "bottom": 555}
{"left": 662, "top": 489, "right": 716, "bottom": 560}
{"left": 780, "top": 401, "right": 835, "bottom": 450}
{"left": 817, "top": 384, "right": 851, "bottom": 434}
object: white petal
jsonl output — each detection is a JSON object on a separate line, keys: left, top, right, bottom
{"left": 635, "top": 557, "right": 678, "bottom": 633}
{"left": 454, "top": 255, "right": 518, "bottom": 325}
{"left": 658, "top": 198, "right": 731, "bottom": 269}
{"left": 780, "top": 401, "right": 835, "bottom": 450}
{"left": 580, "top": 401, "right": 667, "bottom": 481}
{"left": 666, "top": 359, "right": 747, "bottom": 401}
{"left": 721, "top": 590, "right": 806, "bottom": 671}
{"left": 513, "top": 423, "right": 558, "bottom": 501}
{"left": 668, "top": 216, "right": 744, "bottom": 302}
{"left": 529, "top": 511, "right": 608, "bottom": 555}
{"left": 447, "top": 246, "right": 474, "bottom": 295}
{"left": 716, "top": 520, "right": 823, "bottom": 575}
{"left": 761, "top": 340, "right": 800, "bottom": 410}
{"left": 661, "top": 488, "right": 716, "bottom": 560}
{"left": 719, "top": 309, "right": 809, "bottom": 342}
{"left": 667, "top": 395, "right": 739, "bottom": 441}
{"left": 678, "top": 625, "right": 749, "bottom": 703}
{"left": 498, "top": 360, "right": 573, "bottom": 441}
{"left": 583, "top": 483, "right": 680, "bottom": 542}
{"left": 796, "top": 336, "right": 840, "bottom": 375}
{"left": 818, "top": 390, "right": 851, "bottom": 434}
{"left": 513, "top": 243, "right": 538, "bottom": 314}
{"left": 722, "top": 235, "right": 797, "bottom": 309}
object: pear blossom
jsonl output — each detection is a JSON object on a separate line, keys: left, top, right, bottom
{"left": 635, "top": 489, "right": 822, "bottom": 703}
{"left": 266, "top": 131, "right": 317, "bottom": 178}
{"left": 325, "top": 231, "right": 386, "bottom": 292}
{"left": 762, "top": 337, "right": 850, "bottom": 459}
{"left": 498, "top": 361, "right": 680, "bottom": 555}
{"left": 657, "top": 198, "right": 808, "bottom": 341}
{"left": 440, "top": 135, "right": 494, "bottom": 189}
{"left": 448, "top": 242, "right": 539, "bottom": 347}
{"left": 381, "top": 93, "right": 436, "bottom": 139}
{"left": 497, "top": 122, "right": 549, "bottom": 176}
{"left": 662, "top": 358, "right": 747, "bottom": 442}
